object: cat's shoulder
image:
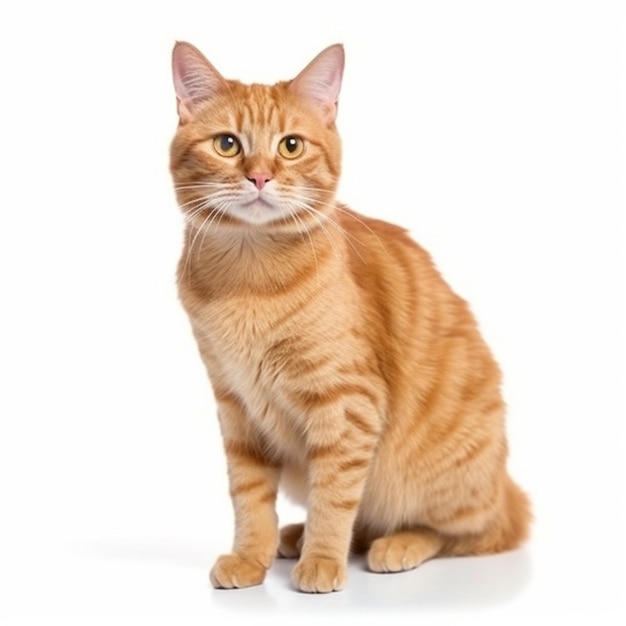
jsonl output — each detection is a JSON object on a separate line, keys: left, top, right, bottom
{"left": 338, "top": 204, "right": 428, "bottom": 254}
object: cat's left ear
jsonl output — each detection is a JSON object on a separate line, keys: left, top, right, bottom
{"left": 289, "top": 44, "right": 345, "bottom": 124}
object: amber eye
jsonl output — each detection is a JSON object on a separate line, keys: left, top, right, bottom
{"left": 278, "top": 135, "right": 304, "bottom": 159}
{"left": 213, "top": 134, "right": 241, "bottom": 157}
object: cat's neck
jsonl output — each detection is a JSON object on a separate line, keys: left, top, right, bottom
{"left": 178, "top": 220, "right": 343, "bottom": 298}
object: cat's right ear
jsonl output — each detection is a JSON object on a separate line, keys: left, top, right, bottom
{"left": 172, "top": 42, "right": 227, "bottom": 123}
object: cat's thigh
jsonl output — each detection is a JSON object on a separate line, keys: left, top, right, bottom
{"left": 367, "top": 527, "right": 444, "bottom": 572}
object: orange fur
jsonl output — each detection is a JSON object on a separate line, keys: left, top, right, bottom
{"left": 170, "top": 41, "right": 531, "bottom": 593}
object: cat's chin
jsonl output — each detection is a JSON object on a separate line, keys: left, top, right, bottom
{"left": 228, "top": 201, "right": 291, "bottom": 226}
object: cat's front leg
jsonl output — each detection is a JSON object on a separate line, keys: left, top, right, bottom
{"left": 210, "top": 449, "right": 280, "bottom": 589}
{"left": 210, "top": 397, "right": 281, "bottom": 589}
{"left": 293, "top": 406, "right": 380, "bottom": 593}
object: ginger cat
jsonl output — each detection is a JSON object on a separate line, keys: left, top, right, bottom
{"left": 170, "top": 41, "right": 531, "bottom": 593}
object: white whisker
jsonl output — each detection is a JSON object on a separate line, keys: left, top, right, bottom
{"left": 284, "top": 205, "right": 321, "bottom": 285}
{"left": 277, "top": 189, "right": 368, "bottom": 264}
{"left": 196, "top": 199, "right": 230, "bottom": 260}
{"left": 181, "top": 208, "right": 217, "bottom": 280}
{"left": 175, "top": 180, "right": 241, "bottom": 281}
{"left": 279, "top": 183, "right": 386, "bottom": 249}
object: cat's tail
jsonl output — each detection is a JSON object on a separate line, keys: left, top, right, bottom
{"left": 496, "top": 475, "right": 533, "bottom": 551}
{"left": 444, "top": 475, "right": 532, "bottom": 557}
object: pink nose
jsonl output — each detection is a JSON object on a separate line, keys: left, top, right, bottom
{"left": 247, "top": 173, "right": 272, "bottom": 190}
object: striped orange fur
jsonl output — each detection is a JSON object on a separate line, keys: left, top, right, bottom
{"left": 170, "top": 41, "right": 531, "bottom": 593}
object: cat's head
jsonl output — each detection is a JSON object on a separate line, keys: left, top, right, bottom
{"left": 170, "top": 42, "right": 344, "bottom": 234}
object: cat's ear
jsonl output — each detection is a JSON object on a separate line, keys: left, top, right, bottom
{"left": 289, "top": 44, "right": 345, "bottom": 124}
{"left": 172, "top": 41, "right": 228, "bottom": 123}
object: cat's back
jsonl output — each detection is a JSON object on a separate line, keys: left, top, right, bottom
{"left": 337, "top": 205, "right": 502, "bottom": 419}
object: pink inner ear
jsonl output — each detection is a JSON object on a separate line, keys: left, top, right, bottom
{"left": 172, "top": 42, "right": 226, "bottom": 115}
{"left": 290, "top": 44, "right": 345, "bottom": 122}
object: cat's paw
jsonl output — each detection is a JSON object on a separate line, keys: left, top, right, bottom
{"left": 292, "top": 557, "right": 346, "bottom": 593}
{"left": 277, "top": 523, "right": 304, "bottom": 558}
{"left": 209, "top": 553, "right": 267, "bottom": 589}
{"left": 367, "top": 531, "right": 440, "bottom": 573}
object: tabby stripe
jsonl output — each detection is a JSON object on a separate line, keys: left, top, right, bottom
{"left": 345, "top": 410, "right": 380, "bottom": 437}
{"left": 214, "top": 388, "right": 242, "bottom": 405}
{"left": 338, "top": 359, "right": 379, "bottom": 378}
{"left": 249, "top": 253, "right": 321, "bottom": 297}
{"left": 292, "top": 353, "right": 335, "bottom": 377}
{"left": 329, "top": 498, "right": 360, "bottom": 512}
{"left": 291, "top": 384, "right": 378, "bottom": 411}
{"left": 230, "top": 478, "right": 269, "bottom": 497}
{"left": 435, "top": 489, "right": 500, "bottom": 525}
{"left": 453, "top": 436, "right": 492, "bottom": 469}
{"left": 307, "top": 441, "right": 341, "bottom": 460}
{"left": 337, "top": 457, "right": 370, "bottom": 473}
{"left": 308, "top": 437, "right": 376, "bottom": 463}
{"left": 224, "top": 440, "right": 278, "bottom": 467}
{"left": 307, "top": 454, "right": 371, "bottom": 487}
{"left": 271, "top": 292, "right": 317, "bottom": 328}
{"left": 308, "top": 456, "right": 369, "bottom": 489}
{"left": 171, "top": 141, "right": 204, "bottom": 169}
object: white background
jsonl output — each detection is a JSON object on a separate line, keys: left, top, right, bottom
{"left": 0, "top": 0, "right": 623, "bottom": 623}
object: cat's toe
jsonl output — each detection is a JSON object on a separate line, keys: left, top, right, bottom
{"left": 277, "top": 523, "right": 305, "bottom": 558}
{"left": 367, "top": 532, "right": 439, "bottom": 573}
{"left": 292, "top": 557, "right": 346, "bottom": 593}
{"left": 210, "top": 553, "right": 267, "bottom": 589}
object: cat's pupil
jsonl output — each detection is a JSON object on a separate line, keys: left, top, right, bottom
{"left": 220, "top": 136, "right": 235, "bottom": 151}
{"left": 285, "top": 137, "right": 298, "bottom": 152}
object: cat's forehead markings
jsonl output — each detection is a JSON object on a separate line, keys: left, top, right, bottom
{"left": 239, "top": 97, "right": 281, "bottom": 131}
{"left": 233, "top": 94, "right": 288, "bottom": 155}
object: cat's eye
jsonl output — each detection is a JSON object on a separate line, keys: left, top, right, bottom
{"left": 278, "top": 136, "right": 305, "bottom": 159}
{"left": 213, "top": 134, "right": 241, "bottom": 158}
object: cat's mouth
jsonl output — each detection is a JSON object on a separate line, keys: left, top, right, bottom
{"left": 242, "top": 197, "right": 274, "bottom": 210}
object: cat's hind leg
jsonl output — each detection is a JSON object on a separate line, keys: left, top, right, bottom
{"left": 277, "top": 523, "right": 304, "bottom": 558}
{"left": 367, "top": 527, "right": 444, "bottom": 573}
{"left": 441, "top": 476, "right": 532, "bottom": 558}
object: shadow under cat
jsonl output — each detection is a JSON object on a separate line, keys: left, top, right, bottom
{"left": 73, "top": 537, "right": 531, "bottom": 610}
